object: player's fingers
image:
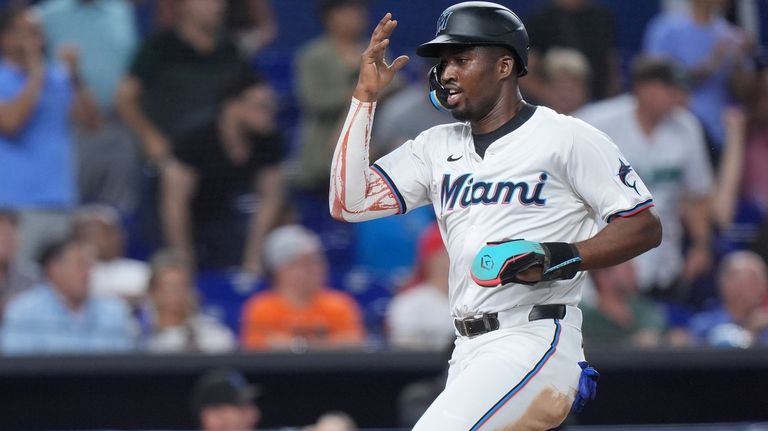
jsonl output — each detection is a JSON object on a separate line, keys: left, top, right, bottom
{"left": 369, "top": 38, "right": 390, "bottom": 58}
{"left": 389, "top": 55, "right": 410, "bottom": 72}
{"left": 371, "top": 17, "right": 398, "bottom": 48}
{"left": 379, "top": 19, "right": 398, "bottom": 40}
{"left": 515, "top": 266, "right": 543, "bottom": 283}
{"left": 362, "top": 38, "right": 389, "bottom": 63}
{"left": 369, "top": 13, "right": 392, "bottom": 45}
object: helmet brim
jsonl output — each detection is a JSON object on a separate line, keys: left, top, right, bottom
{"left": 415, "top": 35, "right": 528, "bottom": 77}
{"left": 416, "top": 34, "right": 489, "bottom": 57}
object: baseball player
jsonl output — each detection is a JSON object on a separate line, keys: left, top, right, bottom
{"left": 329, "top": 2, "right": 662, "bottom": 430}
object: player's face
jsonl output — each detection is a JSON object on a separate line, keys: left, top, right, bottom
{"left": 437, "top": 46, "right": 509, "bottom": 122}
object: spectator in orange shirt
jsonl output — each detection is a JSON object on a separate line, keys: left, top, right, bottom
{"left": 240, "top": 225, "right": 364, "bottom": 350}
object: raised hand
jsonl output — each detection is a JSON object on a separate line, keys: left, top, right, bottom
{"left": 353, "top": 13, "right": 409, "bottom": 102}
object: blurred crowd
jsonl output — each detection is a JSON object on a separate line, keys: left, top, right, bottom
{"left": 0, "top": 0, "right": 767, "bottom": 361}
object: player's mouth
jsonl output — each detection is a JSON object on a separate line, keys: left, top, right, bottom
{"left": 446, "top": 87, "right": 463, "bottom": 106}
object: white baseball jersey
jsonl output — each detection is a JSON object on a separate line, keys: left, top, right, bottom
{"left": 576, "top": 94, "right": 713, "bottom": 289}
{"left": 372, "top": 104, "right": 654, "bottom": 318}
{"left": 329, "top": 98, "right": 654, "bottom": 430}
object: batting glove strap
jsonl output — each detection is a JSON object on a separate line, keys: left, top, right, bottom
{"left": 541, "top": 242, "right": 582, "bottom": 282}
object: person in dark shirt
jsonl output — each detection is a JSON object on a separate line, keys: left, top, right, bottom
{"left": 116, "top": 0, "right": 245, "bottom": 164}
{"left": 522, "top": 0, "right": 621, "bottom": 102}
{"left": 161, "top": 71, "right": 284, "bottom": 273}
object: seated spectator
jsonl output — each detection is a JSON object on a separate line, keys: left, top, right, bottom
{"left": 1, "top": 235, "right": 135, "bottom": 354}
{"left": 141, "top": 250, "right": 235, "bottom": 353}
{"left": 643, "top": 0, "right": 755, "bottom": 158}
{"left": 577, "top": 58, "right": 715, "bottom": 299}
{"left": 581, "top": 262, "right": 666, "bottom": 348}
{"left": 72, "top": 205, "right": 149, "bottom": 306}
{"left": 241, "top": 225, "right": 365, "bottom": 350}
{"left": 0, "top": 4, "right": 100, "bottom": 263}
{"left": 192, "top": 368, "right": 260, "bottom": 431}
{"left": 161, "top": 71, "right": 284, "bottom": 273}
{"left": 538, "top": 48, "right": 591, "bottom": 115}
{"left": 0, "top": 210, "right": 37, "bottom": 317}
{"left": 387, "top": 223, "right": 453, "bottom": 350}
{"left": 688, "top": 251, "right": 768, "bottom": 347}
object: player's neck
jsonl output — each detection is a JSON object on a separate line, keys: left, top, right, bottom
{"left": 470, "top": 93, "right": 524, "bottom": 135}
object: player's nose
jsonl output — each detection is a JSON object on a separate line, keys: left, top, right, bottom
{"left": 440, "top": 63, "right": 457, "bottom": 84}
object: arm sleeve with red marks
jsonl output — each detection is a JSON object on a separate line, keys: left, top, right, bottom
{"left": 329, "top": 98, "right": 403, "bottom": 222}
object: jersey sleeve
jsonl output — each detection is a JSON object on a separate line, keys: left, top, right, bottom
{"left": 371, "top": 132, "right": 433, "bottom": 214}
{"left": 566, "top": 120, "right": 655, "bottom": 223}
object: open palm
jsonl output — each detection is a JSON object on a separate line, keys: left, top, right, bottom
{"left": 354, "top": 13, "right": 410, "bottom": 102}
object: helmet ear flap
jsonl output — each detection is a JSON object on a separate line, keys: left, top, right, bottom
{"left": 428, "top": 64, "right": 453, "bottom": 112}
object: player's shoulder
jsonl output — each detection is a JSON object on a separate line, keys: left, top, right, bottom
{"left": 418, "top": 121, "right": 468, "bottom": 140}
{"left": 406, "top": 121, "right": 469, "bottom": 154}
{"left": 535, "top": 104, "right": 610, "bottom": 142}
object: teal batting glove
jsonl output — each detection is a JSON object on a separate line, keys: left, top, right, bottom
{"left": 471, "top": 239, "right": 582, "bottom": 287}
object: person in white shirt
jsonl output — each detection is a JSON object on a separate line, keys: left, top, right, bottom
{"left": 576, "top": 57, "right": 714, "bottom": 297}
{"left": 143, "top": 250, "right": 235, "bottom": 353}
{"left": 387, "top": 223, "right": 453, "bottom": 350}
{"left": 71, "top": 205, "right": 149, "bottom": 306}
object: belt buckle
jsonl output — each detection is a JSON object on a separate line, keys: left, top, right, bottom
{"left": 455, "top": 317, "right": 471, "bottom": 336}
{"left": 456, "top": 313, "right": 498, "bottom": 337}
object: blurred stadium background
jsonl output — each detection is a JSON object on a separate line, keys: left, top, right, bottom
{"left": 0, "top": 0, "right": 768, "bottom": 431}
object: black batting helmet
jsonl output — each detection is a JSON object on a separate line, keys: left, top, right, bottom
{"left": 416, "top": 1, "right": 529, "bottom": 77}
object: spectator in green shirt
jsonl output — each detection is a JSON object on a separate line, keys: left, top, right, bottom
{"left": 581, "top": 261, "right": 667, "bottom": 348}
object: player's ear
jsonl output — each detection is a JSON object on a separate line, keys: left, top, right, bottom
{"left": 497, "top": 54, "right": 515, "bottom": 80}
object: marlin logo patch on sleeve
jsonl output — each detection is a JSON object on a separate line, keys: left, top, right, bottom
{"left": 618, "top": 159, "right": 640, "bottom": 195}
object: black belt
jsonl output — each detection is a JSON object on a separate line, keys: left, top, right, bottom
{"left": 454, "top": 304, "right": 567, "bottom": 337}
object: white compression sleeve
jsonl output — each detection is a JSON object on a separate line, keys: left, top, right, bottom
{"left": 329, "top": 98, "right": 401, "bottom": 222}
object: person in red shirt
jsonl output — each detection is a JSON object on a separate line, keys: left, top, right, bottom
{"left": 240, "top": 225, "right": 364, "bottom": 350}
